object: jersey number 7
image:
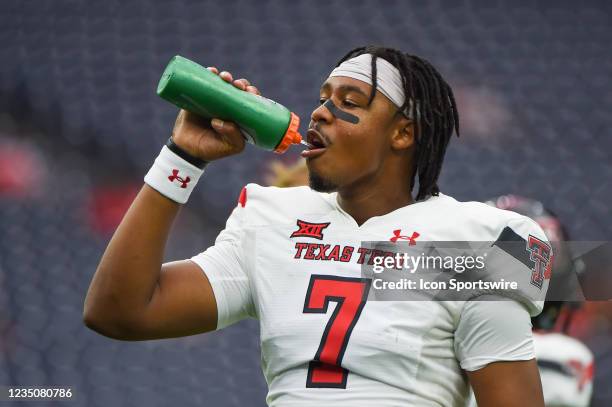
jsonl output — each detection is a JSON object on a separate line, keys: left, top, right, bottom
{"left": 303, "top": 275, "right": 371, "bottom": 388}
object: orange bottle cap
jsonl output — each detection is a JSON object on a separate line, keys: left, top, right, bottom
{"left": 274, "top": 112, "right": 302, "bottom": 153}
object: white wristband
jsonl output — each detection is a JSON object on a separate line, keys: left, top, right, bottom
{"left": 144, "top": 145, "right": 205, "bottom": 204}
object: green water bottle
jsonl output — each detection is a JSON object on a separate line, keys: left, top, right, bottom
{"left": 157, "top": 55, "right": 303, "bottom": 153}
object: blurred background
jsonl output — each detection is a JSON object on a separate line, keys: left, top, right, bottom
{"left": 0, "top": 0, "right": 610, "bottom": 406}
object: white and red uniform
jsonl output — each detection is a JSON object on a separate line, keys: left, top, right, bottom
{"left": 191, "top": 184, "right": 552, "bottom": 406}
{"left": 534, "top": 333, "right": 594, "bottom": 407}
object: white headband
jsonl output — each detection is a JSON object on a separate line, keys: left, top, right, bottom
{"left": 328, "top": 53, "right": 418, "bottom": 119}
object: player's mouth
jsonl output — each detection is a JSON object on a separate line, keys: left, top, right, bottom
{"left": 301, "top": 128, "right": 329, "bottom": 159}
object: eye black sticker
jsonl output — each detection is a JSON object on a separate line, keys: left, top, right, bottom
{"left": 323, "top": 99, "right": 359, "bottom": 124}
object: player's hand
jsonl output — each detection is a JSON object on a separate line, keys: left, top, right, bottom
{"left": 170, "top": 67, "right": 262, "bottom": 162}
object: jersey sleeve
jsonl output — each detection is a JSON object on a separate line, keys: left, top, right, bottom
{"left": 190, "top": 186, "right": 255, "bottom": 330}
{"left": 476, "top": 215, "right": 554, "bottom": 316}
{"left": 454, "top": 296, "right": 535, "bottom": 371}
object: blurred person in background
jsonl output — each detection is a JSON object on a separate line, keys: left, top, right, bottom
{"left": 532, "top": 333, "right": 594, "bottom": 407}
{"left": 84, "top": 45, "right": 554, "bottom": 406}
{"left": 265, "top": 158, "right": 308, "bottom": 188}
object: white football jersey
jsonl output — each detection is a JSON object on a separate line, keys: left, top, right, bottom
{"left": 191, "top": 184, "right": 552, "bottom": 406}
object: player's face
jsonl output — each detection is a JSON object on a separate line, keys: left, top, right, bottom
{"left": 306, "top": 76, "right": 406, "bottom": 192}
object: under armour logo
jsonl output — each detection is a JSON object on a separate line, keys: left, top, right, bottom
{"left": 390, "top": 230, "right": 419, "bottom": 244}
{"left": 290, "top": 219, "right": 330, "bottom": 240}
{"left": 168, "top": 169, "right": 191, "bottom": 188}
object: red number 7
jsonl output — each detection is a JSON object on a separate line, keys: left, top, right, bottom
{"left": 303, "top": 275, "right": 371, "bottom": 388}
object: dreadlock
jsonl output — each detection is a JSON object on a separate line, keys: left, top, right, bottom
{"left": 335, "top": 45, "right": 460, "bottom": 201}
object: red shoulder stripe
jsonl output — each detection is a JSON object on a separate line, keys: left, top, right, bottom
{"left": 238, "top": 186, "right": 247, "bottom": 207}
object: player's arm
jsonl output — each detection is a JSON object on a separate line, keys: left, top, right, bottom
{"left": 84, "top": 185, "right": 218, "bottom": 340}
{"left": 456, "top": 298, "right": 545, "bottom": 407}
{"left": 467, "top": 359, "right": 544, "bottom": 407}
{"left": 83, "top": 69, "right": 260, "bottom": 340}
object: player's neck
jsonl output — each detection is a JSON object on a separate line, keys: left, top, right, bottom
{"left": 336, "top": 177, "right": 414, "bottom": 226}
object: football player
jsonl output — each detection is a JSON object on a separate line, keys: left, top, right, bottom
{"left": 84, "top": 46, "right": 552, "bottom": 406}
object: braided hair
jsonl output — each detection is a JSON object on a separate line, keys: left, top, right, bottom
{"left": 335, "top": 45, "right": 460, "bottom": 201}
